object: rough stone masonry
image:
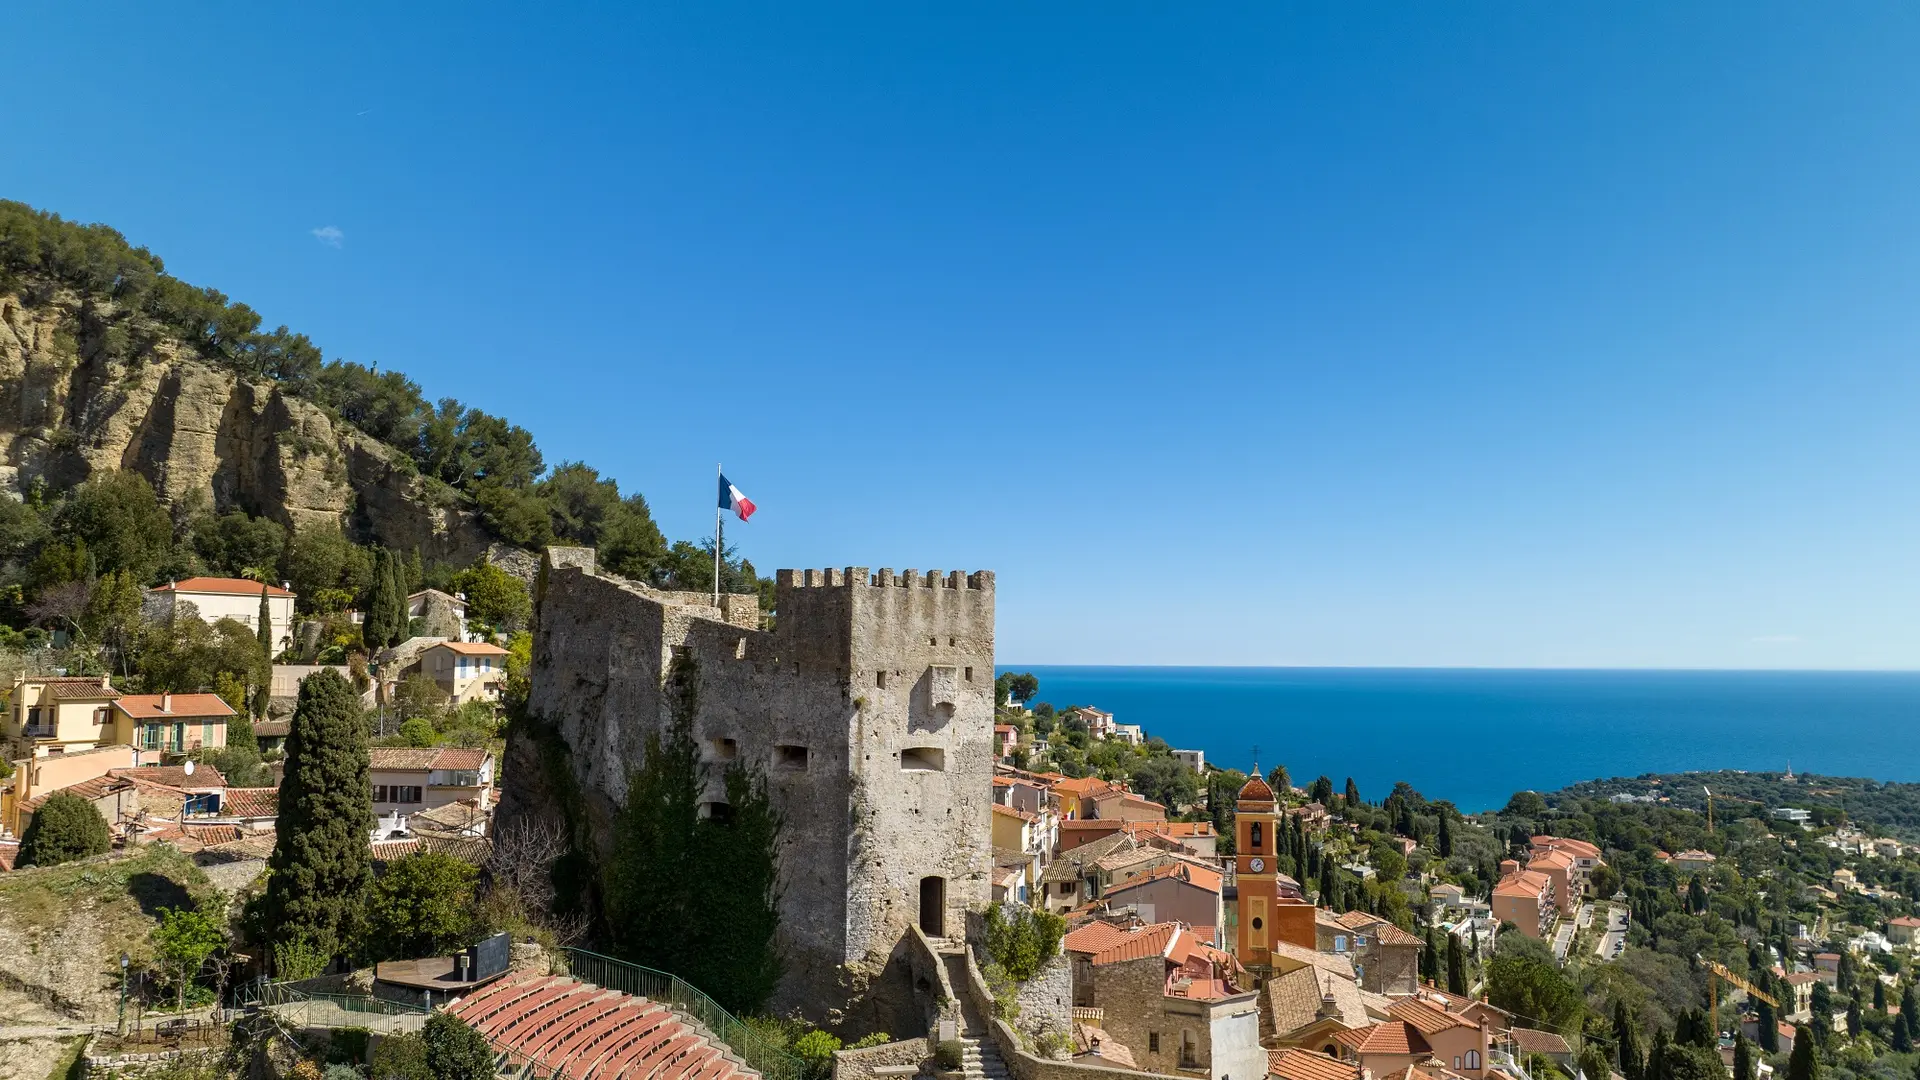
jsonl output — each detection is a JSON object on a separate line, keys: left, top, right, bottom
{"left": 515, "top": 548, "right": 995, "bottom": 1024}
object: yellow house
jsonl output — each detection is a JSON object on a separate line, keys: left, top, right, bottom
{"left": 2, "top": 743, "right": 139, "bottom": 837}
{"left": 992, "top": 802, "right": 1038, "bottom": 853}
{"left": 415, "top": 641, "right": 510, "bottom": 705}
{"left": 109, "top": 693, "right": 234, "bottom": 758}
{"left": 6, "top": 676, "right": 122, "bottom": 757}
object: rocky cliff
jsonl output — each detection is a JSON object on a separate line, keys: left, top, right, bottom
{"left": 0, "top": 287, "right": 497, "bottom": 562}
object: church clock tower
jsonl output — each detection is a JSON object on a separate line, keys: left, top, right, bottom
{"left": 1234, "top": 770, "right": 1281, "bottom": 973}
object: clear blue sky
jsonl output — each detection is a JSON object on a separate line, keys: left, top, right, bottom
{"left": 5, "top": 5, "right": 1919, "bottom": 669}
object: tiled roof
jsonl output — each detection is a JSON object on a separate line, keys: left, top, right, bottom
{"left": 994, "top": 724, "right": 1016, "bottom": 734}
{"left": 1041, "top": 833, "right": 1134, "bottom": 884}
{"left": 1270, "top": 1048, "right": 1361, "bottom": 1080}
{"left": 1238, "top": 774, "right": 1277, "bottom": 802}
{"left": 992, "top": 804, "right": 1039, "bottom": 824}
{"left": 153, "top": 577, "right": 293, "bottom": 597}
{"left": 1266, "top": 964, "right": 1371, "bottom": 1036}
{"left": 1388, "top": 998, "right": 1473, "bottom": 1036}
{"left": 1531, "top": 835, "right": 1601, "bottom": 859}
{"left": 1783, "top": 972, "right": 1820, "bottom": 986}
{"left": 1335, "top": 910, "right": 1424, "bottom": 947}
{"left": 252, "top": 719, "right": 291, "bottom": 737}
{"left": 1332, "top": 1021, "right": 1432, "bottom": 1056}
{"left": 201, "top": 831, "right": 278, "bottom": 860}
{"left": 1078, "top": 922, "right": 1186, "bottom": 966}
{"left": 1673, "top": 850, "right": 1716, "bottom": 861}
{"left": 1530, "top": 849, "right": 1575, "bottom": 871}
{"left": 222, "top": 787, "right": 280, "bottom": 818}
{"left": 111, "top": 693, "right": 236, "bottom": 720}
{"left": 445, "top": 972, "right": 762, "bottom": 1080}
{"left": 370, "top": 835, "right": 492, "bottom": 863}
{"left": 0, "top": 840, "right": 18, "bottom": 871}
{"left": 1049, "top": 776, "right": 1118, "bottom": 799}
{"left": 368, "top": 746, "right": 490, "bottom": 772}
{"left": 1493, "top": 869, "right": 1552, "bottom": 899}
{"left": 1269, "top": 938, "right": 1359, "bottom": 980}
{"left": 410, "top": 798, "right": 486, "bottom": 831}
{"left": 430, "top": 641, "right": 509, "bottom": 656}
{"left": 112, "top": 764, "right": 226, "bottom": 790}
{"left": 1506, "top": 1027, "right": 1571, "bottom": 1055}
{"left": 1104, "top": 860, "right": 1223, "bottom": 896}
{"left": 1075, "top": 1023, "right": 1137, "bottom": 1068}
{"left": 1064, "top": 920, "right": 1141, "bottom": 957}
{"left": 1889, "top": 916, "right": 1920, "bottom": 928}
{"left": 20, "top": 774, "right": 134, "bottom": 814}
{"left": 183, "top": 823, "right": 242, "bottom": 846}
{"left": 34, "top": 677, "right": 121, "bottom": 701}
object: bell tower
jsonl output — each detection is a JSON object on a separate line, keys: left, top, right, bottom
{"left": 1234, "top": 770, "right": 1281, "bottom": 972}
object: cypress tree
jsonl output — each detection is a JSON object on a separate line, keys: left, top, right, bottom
{"left": 1756, "top": 997, "right": 1778, "bottom": 1052}
{"left": 386, "top": 551, "right": 409, "bottom": 640}
{"left": 1647, "top": 1029, "right": 1671, "bottom": 1080}
{"left": 1846, "top": 996, "right": 1861, "bottom": 1038}
{"left": 1733, "top": 1034, "right": 1753, "bottom": 1080}
{"left": 1345, "top": 777, "right": 1361, "bottom": 807}
{"left": 1895, "top": 1019, "right": 1912, "bottom": 1053}
{"left": 363, "top": 549, "right": 394, "bottom": 648}
{"left": 1874, "top": 979, "right": 1887, "bottom": 1012}
{"left": 1784, "top": 1026, "right": 1817, "bottom": 1080}
{"left": 1811, "top": 982, "right": 1833, "bottom": 1045}
{"left": 1904, "top": 983, "right": 1919, "bottom": 1039}
{"left": 1446, "top": 932, "right": 1467, "bottom": 995}
{"left": 263, "top": 669, "right": 374, "bottom": 968}
{"left": 692, "top": 760, "right": 785, "bottom": 1012}
{"left": 257, "top": 583, "right": 274, "bottom": 658}
{"left": 1422, "top": 924, "right": 1438, "bottom": 982}
{"left": 1687, "top": 876, "right": 1708, "bottom": 914}
{"left": 1615, "top": 1000, "right": 1645, "bottom": 1080}
{"left": 1439, "top": 812, "right": 1454, "bottom": 857}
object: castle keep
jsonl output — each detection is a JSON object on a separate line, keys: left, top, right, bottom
{"left": 524, "top": 549, "right": 995, "bottom": 1018}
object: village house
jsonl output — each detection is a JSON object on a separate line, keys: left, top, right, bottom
{"left": 1811, "top": 953, "right": 1842, "bottom": 987}
{"left": 407, "top": 589, "right": 469, "bottom": 640}
{"left": 1671, "top": 850, "right": 1717, "bottom": 872}
{"left": 1781, "top": 972, "right": 1818, "bottom": 1021}
{"left": 1261, "top": 958, "right": 1380, "bottom": 1053}
{"left": 1500, "top": 1028, "right": 1572, "bottom": 1071}
{"left": 1268, "top": 1047, "right": 1361, "bottom": 1080}
{"left": 1318, "top": 910, "right": 1424, "bottom": 996}
{"left": 1, "top": 744, "right": 140, "bottom": 837}
{"left": 368, "top": 746, "right": 494, "bottom": 819}
{"left": 993, "top": 724, "right": 1018, "bottom": 759}
{"left": 1090, "top": 786, "right": 1170, "bottom": 823}
{"left": 1388, "top": 998, "right": 1493, "bottom": 1078}
{"left": 6, "top": 675, "right": 122, "bottom": 757}
{"left": 1529, "top": 835, "right": 1605, "bottom": 902}
{"left": 1101, "top": 861, "right": 1224, "bottom": 932}
{"left": 1490, "top": 862, "right": 1557, "bottom": 939}
{"left": 1886, "top": 915, "right": 1920, "bottom": 945}
{"left": 992, "top": 856, "right": 1033, "bottom": 905}
{"left": 111, "top": 692, "right": 234, "bottom": 760}
{"left": 410, "top": 641, "right": 510, "bottom": 705}
{"left": 149, "top": 577, "right": 296, "bottom": 655}
{"left": 1069, "top": 706, "right": 1120, "bottom": 740}
{"left": 1328, "top": 1020, "right": 1436, "bottom": 1077}
{"left": 1063, "top": 920, "right": 1265, "bottom": 1080}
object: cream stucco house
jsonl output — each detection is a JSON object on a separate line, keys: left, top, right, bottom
{"left": 149, "top": 577, "right": 297, "bottom": 655}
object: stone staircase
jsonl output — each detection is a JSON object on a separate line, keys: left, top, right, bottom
{"left": 938, "top": 949, "right": 1012, "bottom": 1080}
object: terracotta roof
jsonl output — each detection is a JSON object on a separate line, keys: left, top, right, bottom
{"left": 995, "top": 724, "right": 1016, "bottom": 734}
{"left": 370, "top": 835, "right": 492, "bottom": 863}
{"left": 1506, "top": 1028, "right": 1571, "bottom": 1055}
{"left": 411, "top": 798, "right": 487, "bottom": 832}
{"left": 1059, "top": 819, "right": 1126, "bottom": 832}
{"left": 1783, "top": 972, "right": 1820, "bottom": 986}
{"left": 1267, "top": 964, "right": 1371, "bottom": 1036}
{"left": 1335, "top": 910, "right": 1424, "bottom": 947}
{"left": 1104, "top": 860, "right": 1223, "bottom": 896}
{"left": 1889, "top": 916, "right": 1920, "bottom": 928}
{"left": 1493, "top": 869, "right": 1552, "bottom": 899}
{"left": 1042, "top": 833, "right": 1135, "bottom": 884}
{"left": 1083, "top": 922, "right": 1186, "bottom": 966}
{"left": 430, "top": 641, "right": 509, "bottom": 656}
{"left": 1531, "top": 835, "right": 1601, "bottom": 860}
{"left": 1389, "top": 998, "right": 1473, "bottom": 1036}
{"left": 1529, "top": 849, "right": 1575, "bottom": 871}
{"left": 111, "top": 693, "right": 236, "bottom": 720}
{"left": 31, "top": 677, "right": 121, "bottom": 701}
{"left": 183, "top": 823, "right": 242, "bottom": 845}
{"left": 1049, "top": 776, "right": 1119, "bottom": 799}
{"left": 1238, "top": 773, "right": 1277, "bottom": 802}
{"left": 153, "top": 577, "right": 292, "bottom": 597}
{"left": 992, "top": 804, "right": 1039, "bottom": 824}
{"left": 222, "top": 787, "right": 280, "bottom": 818}
{"left": 368, "top": 746, "right": 490, "bottom": 772}
{"left": 1075, "top": 1023, "right": 1137, "bottom": 1068}
{"left": 20, "top": 774, "right": 134, "bottom": 814}
{"left": 1122, "top": 820, "right": 1216, "bottom": 839}
{"left": 252, "top": 719, "right": 290, "bottom": 737}
{"left": 1064, "top": 920, "right": 1137, "bottom": 957}
{"left": 112, "top": 764, "right": 226, "bottom": 790}
{"left": 201, "top": 832, "right": 278, "bottom": 860}
{"left": 1332, "top": 1021, "right": 1432, "bottom": 1056}
{"left": 1269, "top": 938, "right": 1359, "bottom": 980}
{"left": 1270, "top": 1048, "right": 1362, "bottom": 1080}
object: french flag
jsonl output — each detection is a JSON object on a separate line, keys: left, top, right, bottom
{"left": 719, "top": 474, "right": 757, "bottom": 521}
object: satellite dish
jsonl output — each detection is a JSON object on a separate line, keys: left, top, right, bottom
{"left": 184, "top": 760, "right": 195, "bottom": 776}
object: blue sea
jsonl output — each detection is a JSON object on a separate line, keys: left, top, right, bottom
{"left": 999, "top": 666, "right": 1920, "bottom": 812}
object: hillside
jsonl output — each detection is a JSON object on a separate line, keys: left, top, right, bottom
{"left": 0, "top": 199, "right": 757, "bottom": 593}
{"left": 1545, "top": 769, "right": 1920, "bottom": 841}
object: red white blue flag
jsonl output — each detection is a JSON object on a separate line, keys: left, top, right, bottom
{"left": 719, "top": 474, "right": 757, "bottom": 521}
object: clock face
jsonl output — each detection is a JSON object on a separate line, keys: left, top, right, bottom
{"left": 1249, "top": 857, "right": 1265, "bottom": 873}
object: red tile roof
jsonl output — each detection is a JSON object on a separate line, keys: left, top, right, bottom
{"left": 1332, "top": 1022, "right": 1433, "bottom": 1056}
{"left": 1073, "top": 922, "right": 1188, "bottom": 966}
{"left": 1890, "top": 916, "right": 1920, "bottom": 928}
{"left": 1335, "top": 910, "right": 1424, "bottom": 947}
{"left": 1238, "top": 774, "right": 1276, "bottom": 802}
{"left": 1270, "top": 1048, "right": 1362, "bottom": 1080}
{"left": 991, "top": 804, "right": 1039, "bottom": 824}
{"left": 31, "top": 677, "right": 121, "bottom": 701}
{"left": 112, "top": 764, "right": 226, "bottom": 790}
{"left": 1506, "top": 1028, "right": 1572, "bottom": 1055}
{"left": 111, "top": 693, "right": 236, "bottom": 720}
{"left": 431, "top": 641, "right": 510, "bottom": 656}
{"left": 1389, "top": 998, "right": 1473, "bottom": 1036}
{"left": 1063, "top": 921, "right": 1137, "bottom": 957}
{"left": 222, "top": 787, "right": 280, "bottom": 818}
{"left": 368, "top": 746, "right": 490, "bottom": 772}
{"left": 152, "top": 577, "right": 292, "bottom": 597}
{"left": 1105, "top": 860, "right": 1223, "bottom": 896}
{"left": 19, "top": 774, "right": 134, "bottom": 814}
{"left": 1493, "top": 869, "right": 1552, "bottom": 899}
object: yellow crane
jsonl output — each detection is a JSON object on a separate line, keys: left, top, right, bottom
{"left": 1702, "top": 958, "right": 1779, "bottom": 1027}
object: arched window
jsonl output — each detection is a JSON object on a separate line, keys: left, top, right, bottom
{"left": 1465, "top": 1051, "right": 1481, "bottom": 1070}
{"left": 1250, "top": 822, "right": 1263, "bottom": 850}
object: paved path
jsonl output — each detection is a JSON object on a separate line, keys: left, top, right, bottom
{"left": 1595, "top": 904, "right": 1628, "bottom": 959}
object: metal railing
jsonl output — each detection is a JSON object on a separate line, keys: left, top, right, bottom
{"left": 242, "top": 977, "right": 430, "bottom": 1031}
{"left": 560, "top": 947, "right": 817, "bottom": 1080}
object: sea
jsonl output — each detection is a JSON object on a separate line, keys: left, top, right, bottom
{"left": 998, "top": 666, "right": 1920, "bottom": 813}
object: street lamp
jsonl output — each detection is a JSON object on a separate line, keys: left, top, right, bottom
{"left": 118, "top": 952, "right": 129, "bottom": 1035}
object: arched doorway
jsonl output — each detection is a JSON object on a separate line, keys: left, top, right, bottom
{"left": 919, "top": 876, "right": 947, "bottom": 937}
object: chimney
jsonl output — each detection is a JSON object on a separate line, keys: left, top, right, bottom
{"left": 1499, "top": 859, "right": 1519, "bottom": 877}
{"left": 101, "top": 675, "right": 112, "bottom": 689}
{"left": 160, "top": 693, "right": 172, "bottom": 714}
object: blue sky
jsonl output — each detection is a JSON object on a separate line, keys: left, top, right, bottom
{"left": 5, "top": 4, "right": 1920, "bottom": 668}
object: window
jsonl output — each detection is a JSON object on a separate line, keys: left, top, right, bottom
{"left": 964, "top": 667, "right": 973, "bottom": 682}
{"left": 1465, "top": 1052, "right": 1481, "bottom": 1070}
{"left": 201, "top": 720, "right": 214, "bottom": 745}
{"left": 1148, "top": 1034, "right": 1160, "bottom": 1054}
{"left": 94, "top": 707, "right": 109, "bottom": 725}
{"left": 1454, "top": 1058, "right": 1462, "bottom": 1069}
{"left": 374, "top": 786, "right": 423, "bottom": 804}
{"left": 1249, "top": 822, "right": 1262, "bottom": 850}
{"left": 710, "top": 737, "right": 738, "bottom": 760}
{"left": 876, "top": 671, "right": 889, "bottom": 688}
{"left": 775, "top": 744, "right": 809, "bottom": 771}
{"left": 1333, "top": 935, "right": 1347, "bottom": 953}
{"left": 700, "top": 801, "right": 734, "bottom": 823}
{"left": 1250, "top": 917, "right": 1263, "bottom": 931}
{"left": 900, "top": 746, "right": 946, "bottom": 772}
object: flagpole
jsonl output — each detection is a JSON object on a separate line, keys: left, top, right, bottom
{"left": 714, "top": 462, "right": 723, "bottom": 608}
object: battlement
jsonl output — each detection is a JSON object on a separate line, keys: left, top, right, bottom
{"left": 775, "top": 568, "right": 994, "bottom": 591}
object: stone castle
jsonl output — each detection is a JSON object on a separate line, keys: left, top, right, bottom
{"left": 520, "top": 548, "right": 996, "bottom": 1022}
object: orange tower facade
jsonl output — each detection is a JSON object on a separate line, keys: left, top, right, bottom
{"left": 1234, "top": 771, "right": 1315, "bottom": 974}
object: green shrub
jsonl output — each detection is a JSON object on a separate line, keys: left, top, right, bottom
{"left": 983, "top": 904, "right": 1064, "bottom": 982}
{"left": 423, "top": 1013, "right": 493, "bottom": 1080}
{"left": 19, "top": 791, "right": 111, "bottom": 867}
{"left": 936, "top": 1041, "right": 964, "bottom": 1070}
{"left": 849, "top": 1033, "right": 893, "bottom": 1050}
{"left": 793, "top": 1030, "right": 842, "bottom": 1062}
{"left": 368, "top": 1032, "right": 432, "bottom": 1080}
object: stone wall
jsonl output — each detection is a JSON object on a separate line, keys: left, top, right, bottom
{"left": 965, "top": 905, "right": 1072, "bottom": 1044}
{"left": 832, "top": 1037, "right": 933, "bottom": 1080}
{"left": 512, "top": 555, "right": 995, "bottom": 1022}
{"left": 955, "top": 943, "right": 1146, "bottom": 1080}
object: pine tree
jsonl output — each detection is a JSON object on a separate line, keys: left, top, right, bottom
{"left": 1785, "top": 1026, "right": 1817, "bottom": 1080}
{"left": 1446, "top": 932, "right": 1467, "bottom": 995}
{"left": 263, "top": 669, "right": 374, "bottom": 968}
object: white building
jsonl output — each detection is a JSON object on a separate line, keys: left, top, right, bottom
{"left": 150, "top": 578, "right": 296, "bottom": 655}
{"left": 1171, "top": 748, "right": 1206, "bottom": 773}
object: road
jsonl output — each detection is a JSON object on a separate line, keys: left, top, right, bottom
{"left": 1595, "top": 903, "right": 1629, "bottom": 960}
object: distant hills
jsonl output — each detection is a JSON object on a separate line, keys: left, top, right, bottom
{"left": 1549, "top": 769, "right": 1920, "bottom": 840}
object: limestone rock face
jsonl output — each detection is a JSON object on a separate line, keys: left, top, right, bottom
{"left": 0, "top": 288, "right": 495, "bottom": 562}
